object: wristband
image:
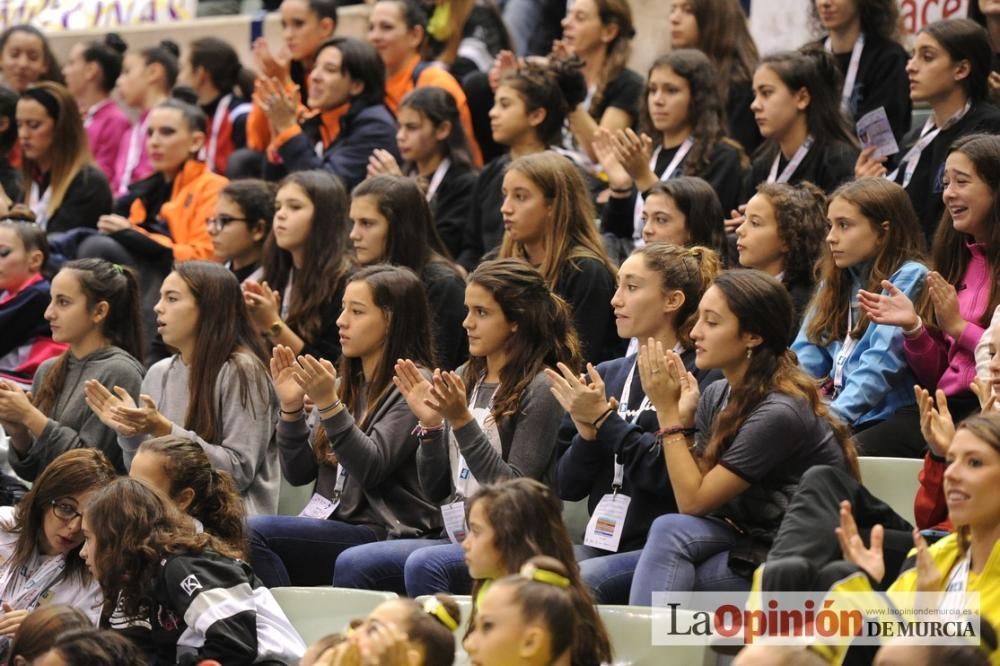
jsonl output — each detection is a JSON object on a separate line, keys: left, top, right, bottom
{"left": 902, "top": 316, "right": 923, "bottom": 338}
{"left": 263, "top": 320, "right": 283, "bottom": 339}
{"left": 279, "top": 407, "right": 303, "bottom": 416}
{"left": 656, "top": 425, "right": 697, "bottom": 439}
{"left": 608, "top": 184, "right": 634, "bottom": 194}
{"left": 592, "top": 406, "right": 615, "bottom": 428}
{"left": 317, "top": 399, "right": 342, "bottom": 414}
{"left": 412, "top": 421, "right": 445, "bottom": 438}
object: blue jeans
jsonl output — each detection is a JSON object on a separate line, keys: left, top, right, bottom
{"left": 248, "top": 515, "right": 380, "bottom": 588}
{"left": 629, "top": 514, "right": 751, "bottom": 606}
{"left": 576, "top": 546, "right": 642, "bottom": 605}
{"left": 403, "top": 543, "right": 472, "bottom": 597}
{"left": 333, "top": 538, "right": 450, "bottom": 594}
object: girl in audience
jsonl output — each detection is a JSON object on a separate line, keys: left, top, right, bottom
{"left": 0, "top": 222, "right": 62, "bottom": 387}
{"left": 367, "top": 86, "right": 477, "bottom": 258}
{"left": 0, "top": 25, "right": 62, "bottom": 93}
{"left": 0, "top": 87, "right": 20, "bottom": 202}
{"left": 457, "top": 59, "right": 587, "bottom": 271}
{"left": 349, "top": 174, "right": 466, "bottom": 370}
{"left": 0, "top": 259, "right": 143, "bottom": 480}
{"left": 636, "top": 179, "right": 730, "bottom": 264}
{"left": 209, "top": 179, "right": 273, "bottom": 283}
{"left": 0, "top": 449, "right": 117, "bottom": 638}
{"left": 457, "top": 480, "right": 612, "bottom": 666}
{"left": 737, "top": 46, "right": 859, "bottom": 222}
{"left": 465, "top": 556, "right": 605, "bottom": 666}
{"left": 83, "top": 261, "right": 279, "bottom": 516}
{"left": 809, "top": 0, "right": 911, "bottom": 140}
{"left": 735, "top": 182, "right": 829, "bottom": 327}
{"left": 245, "top": 0, "right": 338, "bottom": 154}
{"left": 80, "top": 477, "right": 306, "bottom": 664}
{"left": 558, "top": 0, "right": 643, "bottom": 164}
{"left": 338, "top": 594, "right": 461, "bottom": 666}
{"left": 792, "top": 177, "right": 928, "bottom": 433}
{"left": 113, "top": 40, "right": 178, "bottom": 196}
{"left": 16, "top": 82, "right": 112, "bottom": 234}
{"left": 857, "top": 18, "right": 1000, "bottom": 239}
{"left": 335, "top": 258, "right": 580, "bottom": 593}
{"left": 60, "top": 34, "right": 131, "bottom": 191}
{"left": 597, "top": 49, "right": 747, "bottom": 247}
{"left": 257, "top": 36, "right": 399, "bottom": 192}
{"left": 552, "top": 243, "right": 721, "bottom": 604}
{"left": 667, "top": 0, "right": 761, "bottom": 154}
{"left": 86, "top": 99, "right": 225, "bottom": 266}
{"left": 248, "top": 265, "right": 441, "bottom": 587}
{"left": 243, "top": 170, "right": 352, "bottom": 363}
{"left": 130, "top": 435, "right": 247, "bottom": 556}
{"left": 857, "top": 133, "right": 1000, "bottom": 457}
{"left": 7, "top": 605, "right": 92, "bottom": 666}
{"left": 35, "top": 629, "right": 150, "bottom": 666}
{"left": 628, "top": 269, "right": 858, "bottom": 603}
{"left": 178, "top": 37, "right": 252, "bottom": 175}
{"left": 498, "top": 152, "right": 620, "bottom": 363}
{"left": 368, "top": 0, "right": 482, "bottom": 165}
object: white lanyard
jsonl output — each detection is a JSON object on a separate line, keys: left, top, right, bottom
{"left": 119, "top": 113, "right": 149, "bottom": 195}
{"left": 938, "top": 555, "right": 970, "bottom": 613}
{"left": 453, "top": 378, "right": 499, "bottom": 499}
{"left": 203, "top": 94, "right": 232, "bottom": 174}
{"left": 425, "top": 157, "right": 450, "bottom": 202}
{"left": 833, "top": 303, "right": 859, "bottom": 393}
{"left": 82, "top": 98, "right": 111, "bottom": 129}
{"left": 767, "top": 135, "right": 814, "bottom": 184}
{"left": 825, "top": 33, "right": 864, "bottom": 113}
{"left": 27, "top": 180, "right": 52, "bottom": 230}
{"left": 632, "top": 137, "right": 695, "bottom": 242}
{"left": 889, "top": 101, "right": 970, "bottom": 189}
{"left": 332, "top": 462, "right": 348, "bottom": 500}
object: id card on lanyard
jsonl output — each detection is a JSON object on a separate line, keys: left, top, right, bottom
{"left": 767, "top": 135, "right": 814, "bottom": 184}
{"left": 888, "top": 101, "right": 970, "bottom": 189}
{"left": 300, "top": 464, "right": 348, "bottom": 519}
{"left": 833, "top": 303, "right": 859, "bottom": 395}
{"left": 583, "top": 361, "right": 652, "bottom": 552}
{"left": 825, "top": 34, "right": 864, "bottom": 114}
{"left": 632, "top": 137, "right": 695, "bottom": 243}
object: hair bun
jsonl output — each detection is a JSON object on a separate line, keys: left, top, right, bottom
{"left": 159, "top": 39, "right": 180, "bottom": 58}
{"left": 104, "top": 32, "right": 127, "bottom": 54}
{"left": 550, "top": 55, "right": 588, "bottom": 109}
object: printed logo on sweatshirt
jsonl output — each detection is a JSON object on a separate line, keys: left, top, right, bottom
{"left": 180, "top": 574, "right": 203, "bottom": 596}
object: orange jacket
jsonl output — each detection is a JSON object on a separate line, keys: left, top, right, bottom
{"left": 127, "top": 160, "right": 228, "bottom": 261}
{"left": 385, "top": 55, "right": 483, "bottom": 167}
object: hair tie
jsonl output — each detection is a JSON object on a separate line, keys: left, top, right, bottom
{"left": 422, "top": 597, "right": 458, "bottom": 631}
{"left": 519, "top": 562, "right": 570, "bottom": 589}
{"left": 21, "top": 86, "right": 60, "bottom": 121}
{"left": 112, "top": 263, "right": 125, "bottom": 275}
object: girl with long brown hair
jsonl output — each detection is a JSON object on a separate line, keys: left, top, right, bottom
{"left": 629, "top": 269, "right": 859, "bottom": 603}
{"left": 0, "top": 259, "right": 144, "bottom": 480}
{"left": 792, "top": 177, "right": 928, "bottom": 431}
{"left": 83, "top": 261, "right": 278, "bottom": 516}
{"left": 248, "top": 265, "right": 440, "bottom": 587}
{"left": 0, "top": 448, "right": 116, "bottom": 658}
{"left": 79, "top": 477, "right": 305, "bottom": 664}
{"left": 497, "top": 151, "right": 620, "bottom": 363}
{"left": 334, "top": 258, "right": 581, "bottom": 595}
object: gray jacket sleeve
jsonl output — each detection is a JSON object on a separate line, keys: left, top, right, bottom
{"left": 11, "top": 358, "right": 143, "bottom": 479}
{"left": 276, "top": 415, "right": 320, "bottom": 487}
{"left": 415, "top": 430, "right": 452, "bottom": 503}
{"left": 455, "top": 372, "right": 562, "bottom": 483}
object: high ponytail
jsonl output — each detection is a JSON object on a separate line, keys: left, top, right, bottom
{"left": 32, "top": 259, "right": 143, "bottom": 416}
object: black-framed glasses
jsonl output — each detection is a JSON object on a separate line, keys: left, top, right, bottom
{"left": 50, "top": 500, "right": 83, "bottom": 523}
{"left": 206, "top": 215, "right": 248, "bottom": 232}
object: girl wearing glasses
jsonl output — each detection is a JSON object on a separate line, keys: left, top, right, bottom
{"left": 207, "top": 179, "right": 274, "bottom": 284}
{"left": 0, "top": 448, "right": 117, "bottom": 651}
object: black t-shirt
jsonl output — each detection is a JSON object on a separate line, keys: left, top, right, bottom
{"left": 555, "top": 256, "right": 623, "bottom": 364}
{"left": 742, "top": 138, "right": 859, "bottom": 203}
{"left": 591, "top": 68, "right": 644, "bottom": 126}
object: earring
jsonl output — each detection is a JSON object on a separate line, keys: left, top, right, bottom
{"left": 746, "top": 347, "right": 753, "bottom": 360}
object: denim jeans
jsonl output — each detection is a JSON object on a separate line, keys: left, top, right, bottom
{"left": 576, "top": 546, "right": 643, "bottom": 605}
{"left": 629, "top": 513, "right": 750, "bottom": 606}
{"left": 248, "top": 515, "right": 380, "bottom": 588}
{"left": 403, "top": 543, "right": 472, "bottom": 597}
{"left": 333, "top": 538, "right": 450, "bottom": 594}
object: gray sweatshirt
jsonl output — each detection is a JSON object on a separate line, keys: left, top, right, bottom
{"left": 119, "top": 353, "right": 279, "bottom": 516}
{"left": 416, "top": 370, "right": 563, "bottom": 504}
{"left": 10, "top": 346, "right": 144, "bottom": 480}
{"left": 277, "top": 378, "right": 440, "bottom": 539}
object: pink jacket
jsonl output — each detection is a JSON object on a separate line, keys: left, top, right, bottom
{"left": 903, "top": 241, "right": 992, "bottom": 395}
{"left": 113, "top": 108, "right": 153, "bottom": 196}
{"left": 84, "top": 99, "right": 132, "bottom": 193}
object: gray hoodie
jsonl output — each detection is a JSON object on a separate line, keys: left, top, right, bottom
{"left": 11, "top": 346, "right": 145, "bottom": 480}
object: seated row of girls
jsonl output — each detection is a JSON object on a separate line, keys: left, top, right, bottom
{"left": 554, "top": 242, "right": 722, "bottom": 603}
{"left": 85, "top": 261, "right": 279, "bottom": 516}
{"left": 330, "top": 258, "right": 578, "bottom": 595}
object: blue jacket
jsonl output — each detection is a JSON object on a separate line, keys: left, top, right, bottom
{"left": 792, "top": 259, "right": 927, "bottom": 427}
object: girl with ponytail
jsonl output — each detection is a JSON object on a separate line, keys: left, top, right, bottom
{"left": 334, "top": 258, "right": 581, "bottom": 595}
{"left": 498, "top": 151, "right": 621, "bottom": 363}
{"left": 0, "top": 259, "right": 144, "bottom": 479}
{"left": 629, "top": 269, "right": 859, "bottom": 603}
{"left": 550, "top": 243, "right": 722, "bottom": 603}
{"left": 130, "top": 435, "right": 246, "bottom": 556}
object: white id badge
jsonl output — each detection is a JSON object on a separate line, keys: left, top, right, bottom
{"left": 583, "top": 493, "right": 631, "bottom": 552}
{"left": 299, "top": 493, "right": 339, "bottom": 519}
{"left": 441, "top": 500, "right": 467, "bottom": 544}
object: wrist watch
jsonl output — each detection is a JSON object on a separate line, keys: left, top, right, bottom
{"left": 264, "top": 320, "right": 283, "bottom": 339}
